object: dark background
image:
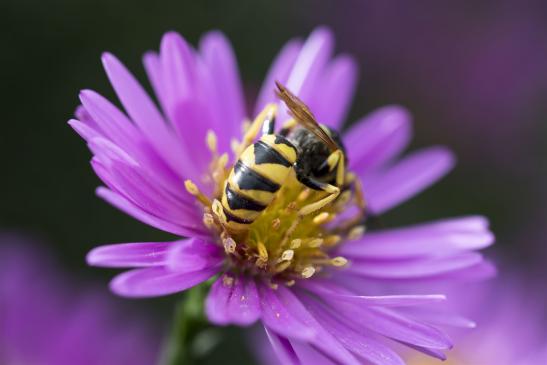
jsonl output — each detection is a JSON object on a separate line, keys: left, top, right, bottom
{"left": 1, "top": 0, "right": 546, "bottom": 363}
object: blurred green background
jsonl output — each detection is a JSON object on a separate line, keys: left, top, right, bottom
{"left": 1, "top": 0, "right": 546, "bottom": 363}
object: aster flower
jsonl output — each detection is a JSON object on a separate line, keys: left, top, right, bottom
{"left": 402, "top": 274, "right": 547, "bottom": 365}
{"left": 71, "top": 27, "right": 495, "bottom": 363}
{"left": 0, "top": 235, "right": 159, "bottom": 365}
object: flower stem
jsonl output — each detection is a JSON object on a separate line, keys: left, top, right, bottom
{"left": 159, "top": 282, "right": 213, "bottom": 365}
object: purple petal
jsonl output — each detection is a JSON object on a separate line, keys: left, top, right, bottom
{"left": 427, "top": 260, "right": 497, "bottom": 281}
{"left": 258, "top": 284, "right": 316, "bottom": 342}
{"left": 347, "top": 252, "right": 484, "bottom": 279}
{"left": 302, "top": 297, "right": 406, "bottom": 365}
{"left": 205, "top": 274, "right": 233, "bottom": 325}
{"left": 260, "top": 285, "right": 360, "bottom": 365}
{"left": 101, "top": 53, "right": 186, "bottom": 179}
{"left": 156, "top": 32, "right": 214, "bottom": 184}
{"left": 87, "top": 241, "right": 174, "bottom": 268}
{"left": 339, "top": 216, "right": 494, "bottom": 259}
{"left": 89, "top": 140, "right": 204, "bottom": 235}
{"left": 400, "top": 342, "right": 447, "bottom": 361}
{"left": 167, "top": 238, "right": 223, "bottom": 272}
{"left": 79, "top": 89, "right": 141, "bottom": 155}
{"left": 290, "top": 341, "right": 338, "bottom": 365}
{"left": 158, "top": 32, "right": 196, "bottom": 119}
{"left": 345, "top": 105, "right": 412, "bottom": 172}
{"left": 78, "top": 90, "right": 186, "bottom": 198}
{"left": 405, "top": 309, "right": 476, "bottom": 329}
{"left": 264, "top": 327, "right": 301, "bottom": 365}
{"left": 110, "top": 266, "right": 219, "bottom": 298}
{"left": 206, "top": 275, "right": 261, "bottom": 327}
{"left": 329, "top": 300, "right": 453, "bottom": 349}
{"left": 277, "top": 27, "right": 334, "bottom": 124}
{"left": 96, "top": 187, "right": 206, "bottom": 239}
{"left": 308, "top": 55, "right": 358, "bottom": 129}
{"left": 199, "top": 31, "right": 246, "bottom": 152}
{"left": 363, "top": 147, "right": 455, "bottom": 214}
{"left": 68, "top": 119, "right": 100, "bottom": 141}
{"left": 254, "top": 39, "right": 303, "bottom": 116}
{"left": 227, "top": 276, "right": 261, "bottom": 326}
{"left": 301, "top": 280, "right": 446, "bottom": 307}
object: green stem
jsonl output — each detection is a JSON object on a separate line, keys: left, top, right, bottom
{"left": 159, "top": 283, "right": 211, "bottom": 365}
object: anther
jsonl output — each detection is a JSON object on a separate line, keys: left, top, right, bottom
{"left": 298, "top": 189, "right": 311, "bottom": 201}
{"left": 241, "top": 120, "right": 251, "bottom": 134}
{"left": 290, "top": 239, "right": 302, "bottom": 249}
{"left": 184, "top": 180, "right": 212, "bottom": 206}
{"left": 313, "top": 212, "right": 330, "bottom": 225}
{"left": 281, "top": 250, "right": 294, "bottom": 261}
{"left": 271, "top": 218, "right": 281, "bottom": 230}
{"left": 274, "top": 261, "right": 292, "bottom": 273}
{"left": 230, "top": 139, "right": 240, "bottom": 154}
{"left": 348, "top": 225, "right": 366, "bottom": 240}
{"left": 202, "top": 213, "right": 216, "bottom": 229}
{"left": 331, "top": 256, "right": 348, "bottom": 267}
{"left": 307, "top": 238, "right": 324, "bottom": 248}
{"left": 223, "top": 237, "right": 237, "bottom": 254}
{"left": 336, "top": 191, "right": 352, "bottom": 207}
{"left": 212, "top": 199, "right": 227, "bottom": 224}
{"left": 257, "top": 242, "right": 268, "bottom": 261}
{"left": 217, "top": 153, "right": 228, "bottom": 169}
{"left": 286, "top": 202, "right": 297, "bottom": 211}
{"left": 222, "top": 275, "right": 234, "bottom": 287}
{"left": 285, "top": 280, "right": 295, "bottom": 287}
{"left": 324, "top": 235, "right": 341, "bottom": 246}
{"left": 301, "top": 266, "right": 316, "bottom": 279}
{"left": 206, "top": 130, "right": 217, "bottom": 154}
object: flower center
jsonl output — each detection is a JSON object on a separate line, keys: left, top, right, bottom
{"left": 185, "top": 112, "right": 365, "bottom": 287}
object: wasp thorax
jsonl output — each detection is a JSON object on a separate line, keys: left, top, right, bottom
{"left": 185, "top": 100, "right": 365, "bottom": 287}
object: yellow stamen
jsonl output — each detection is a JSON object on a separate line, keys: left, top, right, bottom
{"left": 348, "top": 225, "right": 366, "bottom": 240}
{"left": 324, "top": 235, "right": 341, "bottom": 246}
{"left": 313, "top": 212, "right": 330, "bottom": 225}
{"left": 257, "top": 242, "right": 268, "bottom": 261}
{"left": 223, "top": 237, "right": 236, "bottom": 254}
{"left": 184, "top": 180, "right": 212, "bottom": 206}
{"left": 301, "top": 267, "right": 316, "bottom": 279}
{"left": 290, "top": 239, "right": 302, "bottom": 249}
{"left": 307, "top": 238, "right": 324, "bottom": 248}
{"left": 271, "top": 218, "right": 281, "bottom": 230}
{"left": 230, "top": 139, "right": 240, "bottom": 155}
{"left": 206, "top": 130, "right": 217, "bottom": 154}
{"left": 297, "top": 189, "right": 311, "bottom": 201}
{"left": 281, "top": 249, "right": 294, "bottom": 261}
{"left": 202, "top": 213, "right": 215, "bottom": 230}
{"left": 211, "top": 199, "right": 226, "bottom": 224}
{"left": 331, "top": 256, "right": 348, "bottom": 267}
{"left": 274, "top": 260, "right": 292, "bottom": 273}
{"left": 222, "top": 275, "right": 234, "bottom": 287}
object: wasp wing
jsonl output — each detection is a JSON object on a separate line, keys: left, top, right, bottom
{"left": 275, "top": 81, "right": 339, "bottom": 152}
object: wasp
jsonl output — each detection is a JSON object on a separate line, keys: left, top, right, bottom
{"left": 213, "top": 81, "right": 361, "bottom": 234}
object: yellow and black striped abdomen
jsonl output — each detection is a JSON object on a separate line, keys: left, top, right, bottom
{"left": 221, "top": 134, "right": 298, "bottom": 231}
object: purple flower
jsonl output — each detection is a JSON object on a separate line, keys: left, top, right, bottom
{"left": 0, "top": 235, "right": 159, "bottom": 365}
{"left": 402, "top": 275, "right": 547, "bottom": 365}
{"left": 71, "top": 27, "right": 495, "bottom": 363}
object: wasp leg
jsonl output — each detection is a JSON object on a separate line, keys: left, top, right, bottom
{"left": 295, "top": 175, "right": 340, "bottom": 216}
{"left": 280, "top": 175, "right": 340, "bottom": 247}
{"left": 235, "top": 103, "right": 277, "bottom": 158}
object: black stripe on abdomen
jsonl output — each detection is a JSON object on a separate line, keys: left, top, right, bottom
{"left": 225, "top": 183, "right": 267, "bottom": 211}
{"left": 254, "top": 141, "right": 291, "bottom": 167}
{"left": 233, "top": 160, "right": 280, "bottom": 193}
{"left": 223, "top": 207, "right": 253, "bottom": 224}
